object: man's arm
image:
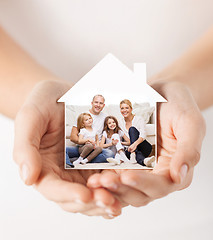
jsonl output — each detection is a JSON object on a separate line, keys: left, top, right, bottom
{"left": 70, "top": 126, "right": 79, "bottom": 144}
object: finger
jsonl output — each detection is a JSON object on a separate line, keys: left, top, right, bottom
{"left": 13, "top": 106, "right": 45, "bottom": 185}
{"left": 87, "top": 170, "right": 119, "bottom": 190}
{"left": 34, "top": 172, "right": 93, "bottom": 204}
{"left": 120, "top": 168, "right": 177, "bottom": 200}
{"left": 93, "top": 188, "right": 117, "bottom": 207}
{"left": 170, "top": 113, "right": 206, "bottom": 184}
{"left": 88, "top": 172, "right": 125, "bottom": 210}
{"left": 57, "top": 187, "right": 121, "bottom": 215}
{"left": 99, "top": 171, "right": 151, "bottom": 207}
{"left": 87, "top": 173, "right": 102, "bottom": 188}
{"left": 170, "top": 144, "right": 200, "bottom": 184}
{"left": 84, "top": 198, "right": 122, "bottom": 217}
{"left": 58, "top": 201, "right": 95, "bottom": 213}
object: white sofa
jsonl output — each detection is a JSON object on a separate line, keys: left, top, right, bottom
{"left": 66, "top": 102, "right": 156, "bottom": 147}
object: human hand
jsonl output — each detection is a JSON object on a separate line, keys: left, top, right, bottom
{"left": 111, "top": 139, "right": 119, "bottom": 146}
{"left": 86, "top": 138, "right": 96, "bottom": 146}
{"left": 87, "top": 81, "right": 206, "bottom": 207}
{"left": 128, "top": 143, "right": 137, "bottom": 153}
{"left": 13, "top": 80, "right": 122, "bottom": 218}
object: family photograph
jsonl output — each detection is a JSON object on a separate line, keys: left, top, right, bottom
{"left": 65, "top": 94, "right": 156, "bottom": 169}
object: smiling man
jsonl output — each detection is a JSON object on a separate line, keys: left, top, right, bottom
{"left": 86, "top": 95, "right": 106, "bottom": 139}
{"left": 66, "top": 95, "right": 114, "bottom": 165}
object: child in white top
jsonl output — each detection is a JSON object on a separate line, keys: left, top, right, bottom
{"left": 73, "top": 113, "right": 102, "bottom": 166}
{"left": 100, "top": 116, "right": 130, "bottom": 164}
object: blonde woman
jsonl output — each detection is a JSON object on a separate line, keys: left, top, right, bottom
{"left": 119, "top": 99, "right": 155, "bottom": 167}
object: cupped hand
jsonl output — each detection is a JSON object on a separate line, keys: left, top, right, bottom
{"left": 13, "top": 80, "right": 121, "bottom": 218}
{"left": 87, "top": 81, "right": 206, "bottom": 207}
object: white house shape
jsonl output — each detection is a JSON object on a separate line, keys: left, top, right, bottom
{"left": 58, "top": 53, "right": 167, "bottom": 106}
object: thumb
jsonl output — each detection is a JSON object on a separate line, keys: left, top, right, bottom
{"left": 13, "top": 106, "right": 44, "bottom": 185}
{"left": 170, "top": 111, "right": 206, "bottom": 184}
{"left": 170, "top": 143, "right": 201, "bottom": 184}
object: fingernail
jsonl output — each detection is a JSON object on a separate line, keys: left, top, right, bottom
{"left": 105, "top": 208, "right": 114, "bottom": 215}
{"left": 105, "top": 208, "right": 115, "bottom": 217}
{"left": 20, "top": 164, "right": 29, "bottom": 183}
{"left": 96, "top": 201, "right": 106, "bottom": 208}
{"left": 108, "top": 214, "right": 115, "bottom": 219}
{"left": 75, "top": 199, "right": 85, "bottom": 204}
{"left": 107, "top": 183, "right": 118, "bottom": 190}
{"left": 180, "top": 164, "right": 188, "bottom": 183}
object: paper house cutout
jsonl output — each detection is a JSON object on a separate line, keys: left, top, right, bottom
{"left": 58, "top": 53, "right": 167, "bottom": 169}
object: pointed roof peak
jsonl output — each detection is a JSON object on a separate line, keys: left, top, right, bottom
{"left": 58, "top": 54, "right": 167, "bottom": 105}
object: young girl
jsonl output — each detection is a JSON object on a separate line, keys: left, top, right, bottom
{"left": 73, "top": 113, "right": 102, "bottom": 166}
{"left": 100, "top": 116, "right": 130, "bottom": 164}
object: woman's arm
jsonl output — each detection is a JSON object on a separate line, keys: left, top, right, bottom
{"left": 149, "top": 26, "right": 213, "bottom": 110}
{"left": 128, "top": 137, "right": 144, "bottom": 153}
{"left": 121, "top": 134, "right": 130, "bottom": 146}
{"left": 1, "top": 24, "right": 120, "bottom": 217}
{"left": 87, "top": 26, "right": 212, "bottom": 210}
{"left": 0, "top": 26, "right": 69, "bottom": 118}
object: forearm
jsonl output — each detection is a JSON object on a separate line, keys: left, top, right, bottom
{"left": 78, "top": 138, "right": 89, "bottom": 145}
{"left": 102, "top": 143, "right": 112, "bottom": 148}
{"left": 0, "top": 26, "right": 71, "bottom": 118}
{"left": 133, "top": 137, "right": 143, "bottom": 147}
{"left": 78, "top": 139, "right": 86, "bottom": 145}
{"left": 149, "top": 27, "right": 213, "bottom": 110}
{"left": 70, "top": 135, "right": 79, "bottom": 144}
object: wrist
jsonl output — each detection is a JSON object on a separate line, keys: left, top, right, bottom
{"left": 5, "top": 78, "right": 72, "bottom": 119}
{"left": 148, "top": 76, "right": 202, "bottom": 110}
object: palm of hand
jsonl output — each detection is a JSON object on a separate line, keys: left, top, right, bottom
{"left": 36, "top": 97, "right": 124, "bottom": 216}
{"left": 14, "top": 81, "right": 121, "bottom": 217}
{"left": 88, "top": 82, "right": 205, "bottom": 206}
{"left": 154, "top": 82, "right": 205, "bottom": 187}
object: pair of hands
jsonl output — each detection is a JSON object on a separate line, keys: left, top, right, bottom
{"left": 13, "top": 80, "right": 206, "bottom": 218}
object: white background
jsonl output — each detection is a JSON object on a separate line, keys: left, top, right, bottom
{"left": 0, "top": 0, "right": 213, "bottom": 239}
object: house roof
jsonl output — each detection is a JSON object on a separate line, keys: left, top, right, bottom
{"left": 58, "top": 53, "right": 167, "bottom": 105}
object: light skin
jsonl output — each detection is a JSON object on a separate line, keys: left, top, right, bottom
{"left": 78, "top": 115, "right": 99, "bottom": 146}
{"left": 0, "top": 26, "right": 121, "bottom": 218}
{"left": 70, "top": 96, "right": 105, "bottom": 144}
{"left": 1, "top": 25, "right": 213, "bottom": 216}
{"left": 13, "top": 81, "right": 122, "bottom": 218}
{"left": 120, "top": 103, "right": 144, "bottom": 152}
{"left": 90, "top": 96, "right": 105, "bottom": 115}
{"left": 100, "top": 118, "right": 130, "bottom": 151}
{"left": 88, "top": 82, "right": 205, "bottom": 207}
{"left": 88, "top": 27, "right": 213, "bottom": 206}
